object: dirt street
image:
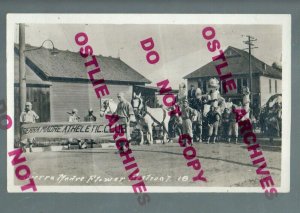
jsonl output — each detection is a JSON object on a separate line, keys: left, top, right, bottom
{"left": 15, "top": 140, "right": 281, "bottom": 188}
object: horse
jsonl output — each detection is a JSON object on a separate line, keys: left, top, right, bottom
{"left": 99, "top": 99, "right": 117, "bottom": 117}
{"left": 262, "top": 104, "right": 282, "bottom": 140}
{"left": 132, "top": 92, "right": 170, "bottom": 145}
{"left": 259, "top": 94, "right": 282, "bottom": 140}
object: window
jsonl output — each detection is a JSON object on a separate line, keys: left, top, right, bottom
{"left": 203, "top": 80, "right": 207, "bottom": 93}
{"left": 269, "top": 79, "right": 272, "bottom": 93}
{"left": 242, "top": 78, "right": 248, "bottom": 87}
{"left": 275, "top": 80, "right": 278, "bottom": 93}
{"left": 197, "top": 79, "right": 202, "bottom": 89}
{"left": 237, "top": 78, "right": 242, "bottom": 94}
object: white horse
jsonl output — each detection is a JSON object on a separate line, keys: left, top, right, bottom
{"left": 99, "top": 99, "right": 117, "bottom": 117}
{"left": 132, "top": 92, "right": 170, "bottom": 145}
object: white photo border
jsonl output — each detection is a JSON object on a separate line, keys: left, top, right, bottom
{"left": 6, "top": 14, "right": 291, "bottom": 193}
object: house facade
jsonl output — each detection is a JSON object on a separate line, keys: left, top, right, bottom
{"left": 184, "top": 46, "right": 282, "bottom": 107}
{"left": 14, "top": 45, "right": 150, "bottom": 137}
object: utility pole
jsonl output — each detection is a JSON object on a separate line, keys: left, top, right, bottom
{"left": 242, "top": 35, "right": 258, "bottom": 107}
{"left": 19, "top": 24, "right": 26, "bottom": 113}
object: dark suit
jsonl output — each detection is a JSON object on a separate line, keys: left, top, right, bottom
{"left": 188, "top": 89, "right": 196, "bottom": 107}
{"left": 192, "top": 98, "right": 204, "bottom": 141}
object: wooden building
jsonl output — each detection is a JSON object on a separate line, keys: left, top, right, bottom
{"left": 133, "top": 85, "right": 178, "bottom": 108}
{"left": 14, "top": 45, "right": 150, "bottom": 137}
{"left": 183, "top": 46, "right": 282, "bottom": 107}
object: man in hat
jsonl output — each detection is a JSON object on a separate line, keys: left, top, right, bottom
{"left": 68, "top": 109, "right": 80, "bottom": 122}
{"left": 20, "top": 102, "right": 39, "bottom": 152}
{"left": 228, "top": 105, "right": 239, "bottom": 143}
{"left": 193, "top": 88, "right": 204, "bottom": 142}
{"left": 84, "top": 109, "right": 97, "bottom": 122}
{"left": 206, "top": 105, "right": 220, "bottom": 144}
{"left": 84, "top": 109, "right": 97, "bottom": 148}
{"left": 181, "top": 99, "right": 197, "bottom": 146}
{"left": 115, "top": 92, "right": 134, "bottom": 151}
{"left": 173, "top": 82, "right": 187, "bottom": 137}
{"left": 67, "top": 109, "right": 81, "bottom": 149}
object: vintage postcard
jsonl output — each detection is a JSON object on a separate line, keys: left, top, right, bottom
{"left": 6, "top": 14, "right": 291, "bottom": 194}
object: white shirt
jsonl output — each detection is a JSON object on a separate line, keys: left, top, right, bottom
{"left": 20, "top": 110, "right": 39, "bottom": 123}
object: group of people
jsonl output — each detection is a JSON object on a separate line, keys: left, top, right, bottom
{"left": 67, "top": 108, "right": 97, "bottom": 149}
{"left": 19, "top": 102, "right": 99, "bottom": 151}
{"left": 168, "top": 84, "right": 239, "bottom": 145}
{"left": 18, "top": 92, "right": 135, "bottom": 152}
{"left": 19, "top": 86, "right": 242, "bottom": 152}
{"left": 63, "top": 92, "right": 134, "bottom": 151}
{"left": 67, "top": 95, "right": 134, "bottom": 150}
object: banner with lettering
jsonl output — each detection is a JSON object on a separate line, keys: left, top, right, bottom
{"left": 21, "top": 122, "right": 126, "bottom": 139}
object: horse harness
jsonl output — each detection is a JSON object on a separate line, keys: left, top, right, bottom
{"left": 132, "top": 97, "right": 169, "bottom": 136}
{"left": 100, "top": 101, "right": 113, "bottom": 114}
{"left": 145, "top": 108, "right": 169, "bottom": 136}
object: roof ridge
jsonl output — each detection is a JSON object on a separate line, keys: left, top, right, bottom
{"left": 184, "top": 46, "right": 281, "bottom": 79}
{"left": 226, "top": 46, "right": 275, "bottom": 74}
{"left": 15, "top": 43, "right": 109, "bottom": 58}
{"left": 14, "top": 46, "right": 50, "bottom": 80}
{"left": 14, "top": 43, "right": 151, "bottom": 83}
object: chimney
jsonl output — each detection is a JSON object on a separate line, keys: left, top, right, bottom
{"left": 262, "top": 63, "right": 267, "bottom": 70}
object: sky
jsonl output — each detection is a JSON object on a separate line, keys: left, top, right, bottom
{"left": 15, "top": 24, "right": 282, "bottom": 87}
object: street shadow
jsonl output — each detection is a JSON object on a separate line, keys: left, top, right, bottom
{"left": 239, "top": 144, "right": 281, "bottom": 152}
{"left": 54, "top": 150, "right": 112, "bottom": 154}
{"left": 48, "top": 144, "right": 281, "bottom": 171}
{"left": 131, "top": 146, "right": 281, "bottom": 171}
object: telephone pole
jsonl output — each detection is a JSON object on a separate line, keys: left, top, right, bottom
{"left": 242, "top": 35, "right": 258, "bottom": 107}
{"left": 19, "top": 24, "right": 26, "bottom": 113}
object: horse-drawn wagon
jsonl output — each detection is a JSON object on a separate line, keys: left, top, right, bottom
{"left": 258, "top": 94, "right": 282, "bottom": 141}
{"left": 99, "top": 85, "right": 179, "bottom": 144}
{"left": 131, "top": 85, "right": 179, "bottom": 144}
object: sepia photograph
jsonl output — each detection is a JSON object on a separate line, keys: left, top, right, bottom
{"left": 6, "top": 14, "right": 291, "bottom": 193}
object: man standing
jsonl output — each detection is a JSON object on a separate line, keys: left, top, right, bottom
{"left": 206, "top": 105, "right": 220, "bottom": 144}
{"left": 193, "top": 88, "right": 204, "bottom": 142}
{"left": 67, "top": 109, "right": 81, "bottom": 149}
{"left": 84, "top": 109, "right": 97, "bottom": 148}
{"left": 187, "top": 84, "right": 196, "bottom": 106}
{"left": 115, "top": 92, "right": 134, "bottom": 152}
{"left": 68, "top": 109, "right": 80, "bottom": 122}
{"left": 226, "top": 98, "right": 233, "bottom": 109}
{"left": 181, "top": 99, "right": 197, "bottom": 146}
{"left": 84, "top": 109, "right": 96, "bottom": 122}
{"left": 222, "top": 108, "right": 231, "bottom": 142}
{"left": 228, "top": 105, "right": 239, "bottom": 144}
{"left": 174, "top": 82, "right": 188, "bottom": 137}
{"left": 20, "top": 102, "right": 39, "bottom": 152}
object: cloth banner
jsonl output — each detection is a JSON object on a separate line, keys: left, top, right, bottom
{"left": 21, "top": 122, "right": 125, "bottom": 140}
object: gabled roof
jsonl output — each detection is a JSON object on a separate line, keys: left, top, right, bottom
{"left": 183, "top": 46, "right": 282, "bottom": 79}
{"left": 14, "top": 51, "right": 51, "bottom": 85}
{"left": 14, "top": 44, "right": 151, "bottom": 84}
